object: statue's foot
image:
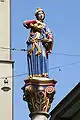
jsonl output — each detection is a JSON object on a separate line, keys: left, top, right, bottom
{"left": 38, "top": 74, "right": 42, "bottom": 77}
{"left": 42, "top": 73, "right": 48, "bottom": 77}
{"left": 28, "top": 75, "right": 32, "bottom": 79}
{"left": 33, "top": 74, "right": 37, "bottom": 77}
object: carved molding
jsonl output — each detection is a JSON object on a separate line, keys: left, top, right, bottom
{"left": 22, "top": 84, "right": 56, "bottom": 113}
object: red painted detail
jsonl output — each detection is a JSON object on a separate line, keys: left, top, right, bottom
{"left": 46, "top": 86, "right": 55, "bottom": 94}
{"left": 23, "top": 19, "right": 37, "bottom": 29}
{"left": 25, "top": 19, "right": 37, "bottom": 25}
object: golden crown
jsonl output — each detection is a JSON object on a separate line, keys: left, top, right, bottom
{"left": 35, "top": 8, "right": 44, "bottom": 15}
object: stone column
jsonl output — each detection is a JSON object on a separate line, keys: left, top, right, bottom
{"left": 30, "top": 112, "right": 49, "bottom": 120}
{"left": 22, "top": 77, "right": 57, "bottom": 120}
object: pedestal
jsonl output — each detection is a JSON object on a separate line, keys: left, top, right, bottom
{"left": 22, "top": 77, "right": 57, "bottom": 120}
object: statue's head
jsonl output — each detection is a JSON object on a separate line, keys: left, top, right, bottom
{"left": 35, "top": 8, "right": 45, "bottom": 21}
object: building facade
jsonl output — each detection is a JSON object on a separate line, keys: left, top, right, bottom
{"left": 0, "top": 0, "right": 14, "bottom": 120}
{"left": 50, "top": 82, "right": 80, "bottom": 120}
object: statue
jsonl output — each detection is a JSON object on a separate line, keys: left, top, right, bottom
{"left": 22, "top": 8, "right": 57, "bottom": 119}
{"left": 23, "top": 8, "right": 54, "bottom": 78}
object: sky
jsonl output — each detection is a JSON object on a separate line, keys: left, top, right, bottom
{"left": 11, "top": 0, "right": 80, "bottom": 120}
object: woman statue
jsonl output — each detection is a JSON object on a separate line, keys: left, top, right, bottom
{"left": 23, "top": 8, "right": 54, "bottom": 78}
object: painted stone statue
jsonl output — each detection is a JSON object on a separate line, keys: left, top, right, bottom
{"left": 23, "top": 8, "right": 54, "bottom": 78}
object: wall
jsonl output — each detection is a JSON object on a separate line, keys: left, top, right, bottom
{"left": 0, "top": 0, "right": 11, "bottom": 60}
{"left": 72, "top": 110, "right": 80, "bottom": 120}
{"left": 0, "top": 0, "right": 14, "bottom": 120}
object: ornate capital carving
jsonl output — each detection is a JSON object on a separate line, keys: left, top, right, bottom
{"left": 22, "top": 77, "right": 56, "bottom": 113}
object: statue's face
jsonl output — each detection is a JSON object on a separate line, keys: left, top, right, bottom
{"left": 37, "top": 11, "right": 45, "bottom": 20}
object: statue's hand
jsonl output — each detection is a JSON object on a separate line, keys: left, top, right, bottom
{"left": 30, "top": 23, "right": 34, "bottom": 27}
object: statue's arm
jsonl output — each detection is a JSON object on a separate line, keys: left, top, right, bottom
{"left": 42, "top": 28, "right": 54, "bottom": 53}
{"left": 47, "top": 32, "right": 54, "bottom": 53}
{"left": 23, "top": 20, "right": 37, "bottom": 29}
